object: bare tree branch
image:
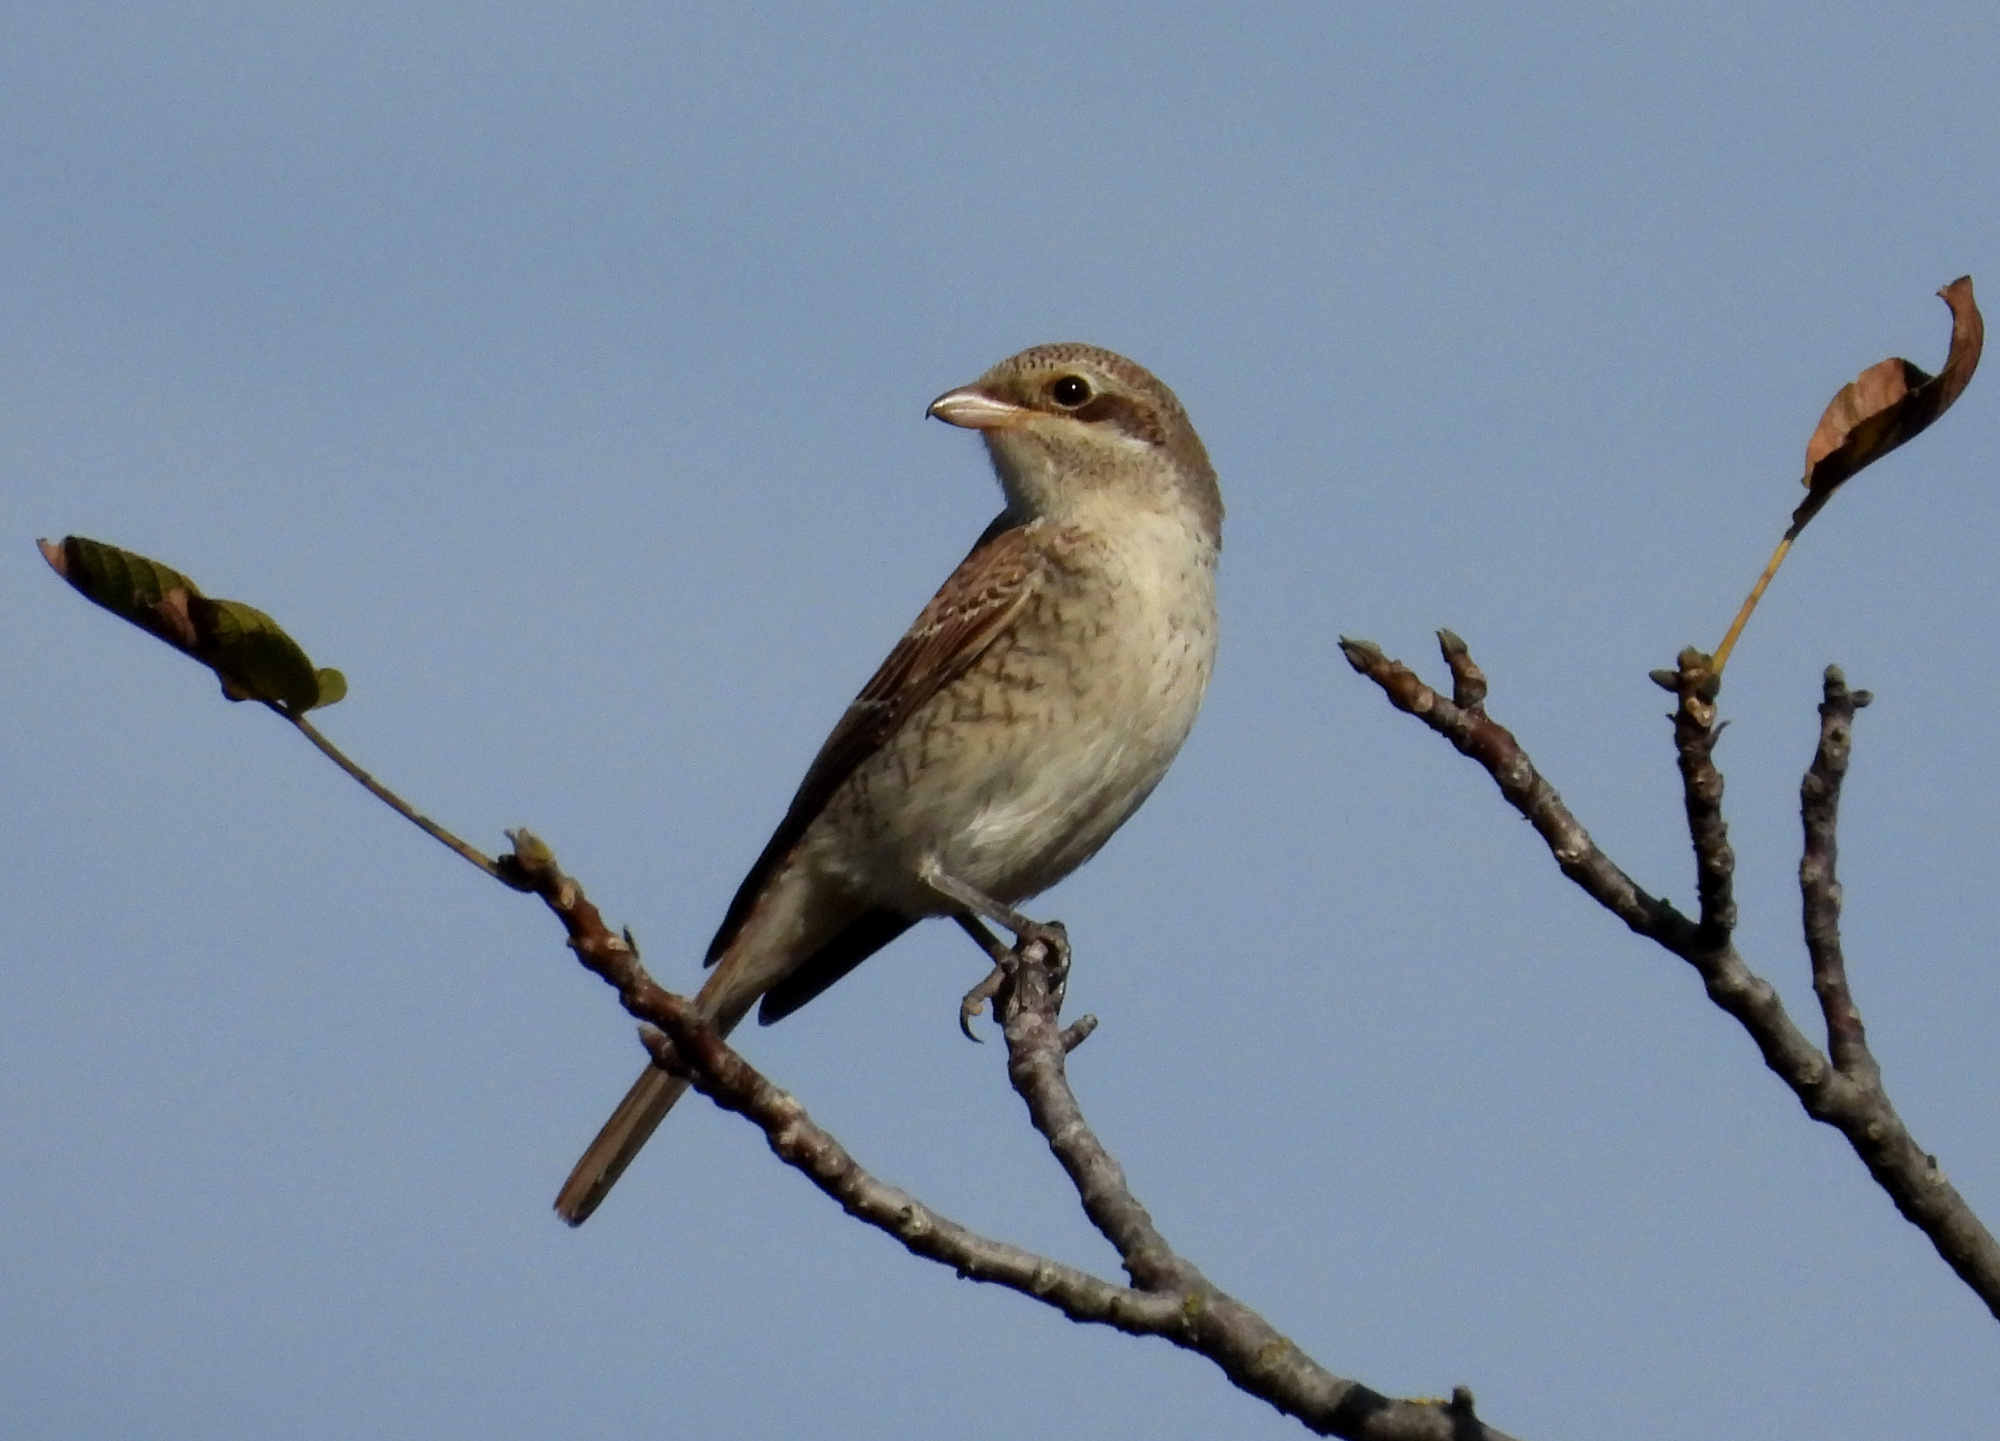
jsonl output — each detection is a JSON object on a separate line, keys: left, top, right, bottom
{"left": 1341, "top": 634, "right": 2000, "bottom": 1322}
{"left": 501, "top": 829, "right": 1522, "bottom": 1441}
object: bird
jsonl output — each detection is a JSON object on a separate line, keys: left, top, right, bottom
{"left": 554, "top": 342, "right": 1223, "bottom": 1225}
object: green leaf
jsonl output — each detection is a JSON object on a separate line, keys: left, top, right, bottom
{"left": 41, "top": 535, "right": 346, "bottom": 712}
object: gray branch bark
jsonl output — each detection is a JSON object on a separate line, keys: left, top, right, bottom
{"left": 1341, "top": 633, "right": 2000, "bottom": 1321}
{"left": 500, "top": 831, "right": 1521, "bottom": 1441}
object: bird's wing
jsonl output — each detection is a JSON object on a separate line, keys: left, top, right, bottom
{"left": 754, "top": 908, "right": 919, "bottom": 1023}
{"left": 704, "top": 515, "right": 1041, "bottom": 965}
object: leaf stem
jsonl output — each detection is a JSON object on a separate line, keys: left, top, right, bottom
{"left": 1711, "top": 522, "right": 1800, "bottom": 676}
{"left": 273, "top": 705, "right": 503, "bottom": 880}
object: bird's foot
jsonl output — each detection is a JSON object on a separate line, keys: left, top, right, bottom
{"left": 948, "top": 908, "right": 1070, "bottom": 1037}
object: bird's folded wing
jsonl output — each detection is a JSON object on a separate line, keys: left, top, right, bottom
{"left": 705, "top": 515, "right": 1041, "bottom": 965}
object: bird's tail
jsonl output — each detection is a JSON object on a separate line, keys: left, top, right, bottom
{"left": 552, "top": 968, "right": 757, "bottom": 1227}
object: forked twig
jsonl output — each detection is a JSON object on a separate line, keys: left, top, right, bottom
{"left": 1343, "top": 633, "right": 2000, "bottom": 1320}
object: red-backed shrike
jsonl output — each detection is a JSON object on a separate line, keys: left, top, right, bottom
{"left": 556, "top": 343, "right": 1222, "bottom": 1224}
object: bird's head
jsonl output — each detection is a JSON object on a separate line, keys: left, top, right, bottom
{"left": 928, "top": 344, "right": 1222, "bottom": 545}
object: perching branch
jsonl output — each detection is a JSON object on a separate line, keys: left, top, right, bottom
{"left": 1342, "top": 633, "right": 2000, "bottom": 1321}
{"left": 500, "top": 829, "right": 1520, "bottom": 1441}
{"left": 39, "top": 526, "right": 1530, "bottom": 1436}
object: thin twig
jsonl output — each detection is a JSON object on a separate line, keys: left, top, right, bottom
{"left": 506, "top": 830, "right": 1521, "bottom": 1441}
{"left": 1664, "top": 650, "right": 1737, "bottom": 946}
{"left": 1800, "top": 667, "right": 1875, "bottom": 1083}
{"left": 1337, "top": 637, "right": 1696, "bottom": 950}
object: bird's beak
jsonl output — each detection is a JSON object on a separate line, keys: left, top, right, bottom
{"left": 927, "top": 385, "right": 1030, "bottom": 431}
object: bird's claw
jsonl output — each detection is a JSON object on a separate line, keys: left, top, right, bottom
{"left": 958, "top": 963, "right": 1008, "bottom": 1041}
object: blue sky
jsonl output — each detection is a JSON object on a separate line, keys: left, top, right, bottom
{"left": 6, "top": 5, "right": 1999, "bottom": 1438}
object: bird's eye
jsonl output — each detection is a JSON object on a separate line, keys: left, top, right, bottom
{"left": 1049, "top": 375, "right": 1092, "bottom": 407}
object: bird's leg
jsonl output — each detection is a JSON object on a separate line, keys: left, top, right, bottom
{"left": 923, "top": 865, "right": 1040, "bottom": 936}
{"left": 925, "top": 866, "right": 1071, "bottom": 1036}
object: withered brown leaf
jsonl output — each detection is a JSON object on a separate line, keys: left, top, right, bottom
{"left": 1794, "top": 276, "right": 1982, "bottom": 529}
{"left": 1711, "top": 277, "right": 1982, "bottom": 676}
